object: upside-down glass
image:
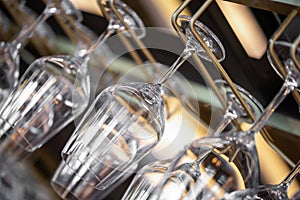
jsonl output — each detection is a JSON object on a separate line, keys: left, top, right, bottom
{"left": 223, "top": 160, "right": 300, "bottom": 200}
{"left": 148, "top": 146, "right": 248, "bottom": 200}
{"left": 50, "top": 60, "right": 191, "bottom": 200}
{"left": 134, "top": 39, "right": 300, "bottom": 200}
{"left": 0, "top": 0, "right": 83, "bottom": 104}
{"left": 122, "top": 80, "right": 263, "bottom": 200}
{"left": 189, "top": 40, "right": 300, "bottom": 192}
{"left": 211, "top": 79, "right": 263, "bottom": 135}
{"left": 0, "top": 0, "right": 148, "bottom": 161}
{"left": 122, "top": 160, "right": 182, "bottom": 200}
{"left": 52, "top": 14, "right": 225, "bottom": 199}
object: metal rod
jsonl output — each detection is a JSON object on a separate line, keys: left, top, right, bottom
{"left": 97, "top": 0, "right": 144, "bottom": 67}
{"left": 171, "top": 0, "right": 228, "bottom": 110}
{"left": 187, "top": 0, "right": 295, "bottom": 166}
{"left": 110, "top": 0, "right": 160, "bottom": 73}
{"left": 269, "top": 8, "right": 300, "bottom": 107}
{"left": 50, "top": 0, "right": 95, "bottom": 49}
{"left": 190, "top": 0, "right": 253, "bottom": 128}
{"left": 291, "top": 34, "right": 300, "bottom": 70}
{"left": 1, "top": 0, "right": 55, "bottom": 55}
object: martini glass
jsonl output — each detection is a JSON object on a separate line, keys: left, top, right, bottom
{"left": 223, "top": 160, "right": 300, "bottom": 200}
{"left": 51, "top": 14, "right": 225, "bottom": 199}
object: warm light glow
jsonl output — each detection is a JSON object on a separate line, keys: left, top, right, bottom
{"left": 69, "top": 0, "right": 102, "bottom": 15}
{"left": 144, "top": 172, "right": 165, "bottom": 185}
{"left": 241, "top": 123, "right": 300, "bottom": 196}
{"left": 140, "top": 0, "right": 191, "bottom": 28}
{"left": 151, "top": 97, "right": 208, "bottom": 160}
{"left": 216, "top": 0, "right": 267, "bottom": 59}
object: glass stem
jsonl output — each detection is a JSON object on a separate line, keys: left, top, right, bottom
{"left": 248, "top": 77, "right": 296, "bottom": 134}
{"left": 213, "top": 114, "right": 233, "bottom": 136}
{"left": 12, "top": 3, "right": 57, "bottom": 50}
{"left": 281, "top": 160, "right": 300, "bottom": 186}
{"left": 157, "top": 49, "right": 192, "bottom": 85}
{"left": 80, "top": 28, "right": 115, "bottom": 63}
{"left": 149, "top": 150, "right": 187, "bottom": 200}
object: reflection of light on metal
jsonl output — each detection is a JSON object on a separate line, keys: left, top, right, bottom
{"left": 216, "top": 0, "right": 267, "bottom": 59}
{"left": 151, "top": 97, "right": 208, "bottom": 160}
{"left": 241, "top": 123, "right": 300, "bottom": 196}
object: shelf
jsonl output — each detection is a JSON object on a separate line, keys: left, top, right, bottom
{"left": 223, "top": 0, "right": 300, "bottom": 15}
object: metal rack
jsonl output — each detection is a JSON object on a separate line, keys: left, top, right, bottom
{"left": 103, "top": 0, "right": 299, "bottom": 167}
{"left": 184, "top": 0, "right": 300, "bottom": 167}
{"left": 0, "top": 0, "right": 299, "bottom": 198}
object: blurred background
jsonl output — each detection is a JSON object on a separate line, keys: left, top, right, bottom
{"left": 0, "top": 0, "right": 299, "bottom": 199}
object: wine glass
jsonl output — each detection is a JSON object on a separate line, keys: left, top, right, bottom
{"left": 223, "top": 160, "right": 300, "bottom": 200}
{"left": 0, "top": 0, "right": 150, "bottom": 160}
{"left": 211, "top": 79, "right": 263, "bottom": 136}
{"left": 51, "top": 60, "right": 199, "bottom": 200}
{"left": 51, "top": 14, "right": 225, "bottom": 199}
{"left": 0, "top": 153, "right": 55, "bottom": 200}
{"left": 146, "top": 145, "right": 249, "bottom": 200}
{"left": 1, "top": 0, "right": 56, "bottom": 55}
{"left": 121, "top": 79, "right": 264, "bottom": 200}
{"left": 0, "top": 0, "right": 85, "bottom": 104}
{"left": 190, "top": 39, "right": 300, "bottom": 191}
{"left": 97, "top": 0, "right": 146, "bottom": 39}
{"left": 122, "top": 160, "right": 182, "bottom": 200}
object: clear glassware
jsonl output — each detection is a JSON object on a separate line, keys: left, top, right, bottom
{"left": 223, "top": 160, "right": 300, "bottom": 200}
{"left": 0, "top": 154, "right": 55, "bottom": 200}
{"left": 267, "top": 40, "right": 300, "bottom": 86}
{"left": 147, "top": 146, "right": 247, "bottom": 200}
{"left": 1, "top": 0, "right": 56, "bottom": 53}
{"left": 121, "top": 79, "right": 263, "bottom": 200}
{"left": 98, "top": 0, "right": 146, "bottom": 39}
{"left": 0, "top": 0, "right": 149, "bottom": 161}
{"left": 51, "top": 14, "right": 225, "bottom": 199}
{"left": 47, "top": 0, "right": 98, "bottom": 55}
{"left": 51, "top": 159, "right": 138, "bottom": 200}
{"left": 191, "top": 39, "right": 300, "bottom": 191}
{"left": 122, "top": 160, "right": 175, "bottom": 200}
{"left": 211, "top": 79, "right": 263, "bottom": 135}
{"left": 0, "top": 0, "right": 83, "bottom": 104}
